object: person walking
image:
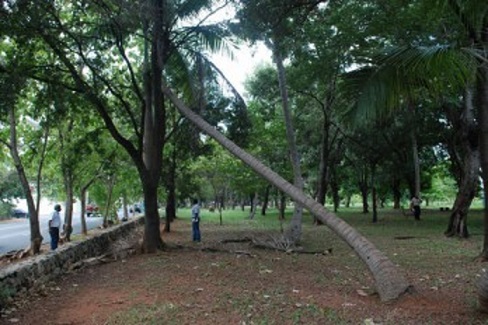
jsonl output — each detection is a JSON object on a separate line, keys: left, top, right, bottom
{"left": 49, "top": 204, "right": 62, "bottom": 250}
{"left": 191, "top": 199, "right": 201, "bottom": 242}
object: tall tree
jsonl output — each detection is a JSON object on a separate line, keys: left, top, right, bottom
{"left": 235, "top": 1, "right": 328, "bottom": 243}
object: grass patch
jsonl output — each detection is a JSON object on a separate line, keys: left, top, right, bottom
{"left": 106, "top": 303, "right": 180, "bottom": 325}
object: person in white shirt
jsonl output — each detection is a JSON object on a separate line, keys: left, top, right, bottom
{"left": 49, "top": 204, "right": 62, "bottom": 250}
{"left": 191, "top": 199, "right": 201, "bottom": 242}
{"left": 410, "top": 196, "right": 422, "bottom": 221}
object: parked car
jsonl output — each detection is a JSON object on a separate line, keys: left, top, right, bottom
{"left": 11, "top": 208, "right": 29, "bottom": 218}
{"left": 86, "top": 204, "right": 99, "bottom": 217}
{"left": 129, "top": 203, "right": 143, "bottom": 214}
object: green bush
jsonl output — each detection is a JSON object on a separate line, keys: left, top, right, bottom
{"left": 0, "top": 202, "right": 13, "bottom": 220}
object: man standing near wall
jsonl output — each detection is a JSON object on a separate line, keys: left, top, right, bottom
{"left": 49, "top": 204, "right": 62, "bottom": 250}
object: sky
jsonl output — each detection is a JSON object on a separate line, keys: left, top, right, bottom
{"left": 210, "top": 41, "right": 272, "bottom": 97}
{"left": 201, "top": 2, "right": 272, "bottom": 97}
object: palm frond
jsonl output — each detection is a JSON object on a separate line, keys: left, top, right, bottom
{"left": 179, "top": 23, "right": 237, "bottom": 59}
{"left": 175, "top": 0, "right": 214, "bottom": 20}
{"left": 341, "top": 44, "right": 478, "bottom": 125}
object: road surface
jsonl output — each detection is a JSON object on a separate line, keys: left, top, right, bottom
{"left": 0, "top": 214, "right": 104, "bottom": 254}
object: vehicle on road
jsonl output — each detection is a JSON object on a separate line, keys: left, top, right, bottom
{"left": 86, "top": 204, "right": 99, "bottom": 217}
{"left": 11, "top": 208, "right": 29, "bottom": 219}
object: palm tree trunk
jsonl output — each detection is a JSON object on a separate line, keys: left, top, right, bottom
{"left": 164, "top": 84, "right": 412, "bottom": 302}
{"left": 271, "top": 42, "right": 304, "bottom": 243}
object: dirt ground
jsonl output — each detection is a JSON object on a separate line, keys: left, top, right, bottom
{"left": 2, "top": 218, "right": 488, "bottom": 325}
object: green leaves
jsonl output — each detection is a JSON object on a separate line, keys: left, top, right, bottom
{"left": 342, "top": 44, "right": 477, "bottom": 124}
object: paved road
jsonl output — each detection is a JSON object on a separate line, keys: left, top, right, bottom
{"left": 0, "top": 214, "right": 104, "bottom": 254}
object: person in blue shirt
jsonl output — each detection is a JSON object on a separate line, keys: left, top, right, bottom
{"left": 49, "top": 204, "right": 62, "bottom": 250}
{"left": 191, "top": 199, "right": 201, "bottom": 242}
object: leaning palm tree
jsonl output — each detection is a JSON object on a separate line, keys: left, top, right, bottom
{"left": 163, "top": 83, "right": 412, "bottom": 302}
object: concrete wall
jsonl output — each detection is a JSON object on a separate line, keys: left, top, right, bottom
{"left": 0, "top": 217, "right": 144, "bottom": 306}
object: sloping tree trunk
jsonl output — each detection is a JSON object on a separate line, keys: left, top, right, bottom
{"left": 445, "top": 88, "right": 480, "bottom": 238}
{"left": 8, "top": 106, "right": 43, "bottom": 254}
{"left": 164, "top": 84, "right": 412, "bottom": 302}
{"left": 271, "top": 41, "right": 304, "bottom": 243}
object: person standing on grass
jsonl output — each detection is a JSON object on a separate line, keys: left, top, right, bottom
{"left": 410, "top": 195, "right": 422, "bottom": 221}
{"left": 191, "top": 199, "right": 201, "bottom": 242}
{"left": 49, "top": 204, "right": 62, "bottom": 250}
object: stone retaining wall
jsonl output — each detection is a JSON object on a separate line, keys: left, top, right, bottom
{"left": 0, "top": 217, "right": 144, "bottom": 304}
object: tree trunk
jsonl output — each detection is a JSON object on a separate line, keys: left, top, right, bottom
{"left": 79, "top": 177, "right": 97, "bottom": 236}
{"left": 279, "top": 192, "right": 286, "bottom": 220}
{"left": 80, "top": 188, "right": 88, "bottom": 235}
{"left": 8, "top": 106, "right": 43, "bottom": 254}
{"left": 360, "top": 177, "right": 369, "bottom": 214}
{"left": 249, "top": 192, "right": 258, "bottom": 219}
{"left": 409, "top": 103, "right": 421, "bottom": 198}
{"left": 142, "top": 180, "right": 164, "bottom": 252}
{"left": 103, "top": 176, "right": 115, "bottom": 228}
{"left": 219, "top": 194, "right": 223, "bottom": 226}
{"left": 330, "top": 172, "right": 340, "bottom": 213}
{"left": 261, "top": 185, "right": 270, "bottom": 216}
{"left": 316, "top": 117, "right": 330, "bottom": 207}
{"left": 138, "top": 0, "right": 166, "bottom": 252}
{"left": 478, "top": 65, "right": 488, "bottom": 258}
{"left": 122, "top": 194, "right": 129, "bottom": 220}
{"left": 165, "top": 85, "right": 412, "bottom": 302}
{"left": 445, "top": 87, "right": 479, "bottom": 238}
{"left": 392, "top": 177, "right": 401, "bottom": 209}
{"left": 271, "top": 41, "right": 304, "bottom": 243}
{"left": 164, "top": 146, "right": 177, "bottom": 232}
{"left": 371, "top": 164, "right": 378, "bottom": 223}
{"left": 316, "top": 108, "right": 332, "bottom": 223}
{"left": 63, "top": 174, "right": 74, "bottom": 241}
